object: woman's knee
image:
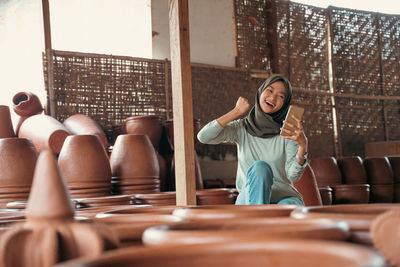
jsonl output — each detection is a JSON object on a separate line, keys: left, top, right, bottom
{"left": 247, "top": 160, "right": 273, "bottom": 185}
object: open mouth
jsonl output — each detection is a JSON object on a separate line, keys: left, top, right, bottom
{"left": 265, "top": 100, "right": 275, "bottom": 108}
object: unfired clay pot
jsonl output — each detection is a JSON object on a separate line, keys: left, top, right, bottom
{"left": 58, "top": 135, "right": 111, "bottom": 183}
{"left": 63, "top": 114, "right": 108, "bottom": 149}
{"left": 293, "top": 165, "right": 323, "bottom": 206}
{"left": 12, "top": 92, "right": 43, "bottom": 117}
{"left": 0, "top": 105, "right": 15, "bottom": 138}
{"left": 18, "top": 114, "right": 71, "bottom": 154}
{"left": 337, "top": 156, "right": 368, "bottom": 184}
{"left": 54, "top": 239, "right": 385, "bottom": 267}
{"left": 125, "top": 115, "right": 163, "bottom": 149}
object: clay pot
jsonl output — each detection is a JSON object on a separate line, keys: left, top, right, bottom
{"left": 363, "top": 157, "right": 394, "bottom": 184}
{"left": 0, "top": 138, "right": 37, "bottom": 188}
{"left": 331, "top": 184, "right": 370, "bottom": 204}
{"left": 12, "top": 92, "right": 43, "bottom": 117}
{"left": 0, "top": 105, "right": 15, "bottom": 138}
{"left": 196, "top": 188, "right": 235, "bottom": 205}
{"left": 318, "top": 186, "right": 333, "bottom": 205}
{"left": 53, "top": 239, "right": 385, "bottom": 267}
{"left": 134, "top": 192, "right": 176, "bottom": 206}
{"left": 74, "top": 195, "right": 134, "bottom": 208}
{"left": 110, "top": 134, "right": 159, "bottom": 179}
{"left": 337, "top": 156, "right": 368, "bottom": 184}
{"left": 125, "top": 116, "right": 163, "bottom": 149}
{"left": 369, "top": 184, "right": 394, "bottom": 203}
{"left": 164, "top": 118, "right": 201, "bottom": 149}
{"left": 388, "top": 156, "right": 400, "bottom": 183}
{"left": 63, "top": 114, "right": 108, "bottom": 149}
{"left": 111, "top": 124, "right": 127, "bottom": 144}
{"left": 58, "top": 135, "right": 111, "bottom": 184}
{"left": 309, "top": 157, "right": 342, "bottom": 186}
{"left": 156, "top": 152, "right": 167, "bottom": 191}
{"left": 394, "top": 183, "right": 400, "bottom": 203}
{"left": 293, "top": 165, "right": 322, "bottom": 206}
{"left": 142, "top": 217, "right": 350, "bottom": 247}
{"left": 173, "top": 205, "right": 298, "bottom": 221}
{"left": 18, "top": 114, "right": 71, "bottom": 154}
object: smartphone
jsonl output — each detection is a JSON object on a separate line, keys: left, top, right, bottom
{"left": 281, "top": 105, "right": 305, "bottom": 136}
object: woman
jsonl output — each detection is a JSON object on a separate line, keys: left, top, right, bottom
{"left": 197, "top": 75, "right": 308, "bottom": 205}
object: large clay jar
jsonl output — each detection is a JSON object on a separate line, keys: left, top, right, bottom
{"left": 125, "top": 116, "right": 163, "bottom": 149}
{"left": 18, "top": 114, "right": 70, "bottom": 154}
{"left": 63, "top": 114, "right": 108, "bottom": 149}
{"left": 337, "top": 156, "right": 368, "bottom": 184}
{"left": 12, "top": 92, "right": 43, "bottom": 117}
{"left": 294, "top": 165, "right": 323, "bottom": 206}
{"left": 363, "top": 157, "right": 394, "bottom": 185}
{"left": 0, "top": 105, "right": 15, "bottom": 138}
{"left": 110, "top": 134, "right": 159, "bottom": 179}
{"left": 58, "top": 135, "right": 111, "bottom": 184}
{"left": 309, "top": 157, "right": 342, "bottom": 186}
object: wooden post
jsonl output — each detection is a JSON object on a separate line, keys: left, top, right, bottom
{"left": 41, "top": 0, "right": 52, "bottom": 50}
{"left": 168, "top": 0, "right": 197, "bottom": 206}
{"left": 265, "top": 0, "right": 280, "bottom": 73}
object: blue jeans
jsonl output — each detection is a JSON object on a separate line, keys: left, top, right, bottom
{"left": 235, "top": 160, "right": 304, "bottom": 205}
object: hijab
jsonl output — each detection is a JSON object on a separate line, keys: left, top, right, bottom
{"left": 242, "top": 75, "right": 292, "bottom": 138}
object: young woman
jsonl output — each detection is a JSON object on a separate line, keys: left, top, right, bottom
{"left": 197, "top": 75, "right": 308, "bottom": 205}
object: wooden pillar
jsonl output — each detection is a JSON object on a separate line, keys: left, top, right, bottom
{"left": 168, "top": 0, "right": 197, "bottom": 206}
{"left": 265, "top": 0, "right": 280, "bottom": 73}
{"left": 41, "top": 0, "right": 52, "bottom": 50}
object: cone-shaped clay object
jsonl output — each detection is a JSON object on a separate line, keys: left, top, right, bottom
{"left": 370, "top": 209, "right": 400, "bottom": 267}
{"left": 26, "top": 150, "right": 74, "bottom": 221}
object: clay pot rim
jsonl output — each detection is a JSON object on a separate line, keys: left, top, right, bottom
{"left": 98, "top": 205, "right": 179, "bottom": 215}
{"left": 125, "top": 116, "right": 163, "bottom": 122}
{"left": 331, "top": 184, "right": 370, "bottom": 190}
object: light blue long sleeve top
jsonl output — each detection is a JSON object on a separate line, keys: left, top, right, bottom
{"left": 197, "top": 119, "right": 306, "bottom": 203}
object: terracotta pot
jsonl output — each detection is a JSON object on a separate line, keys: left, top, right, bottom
{"left": 0, "top": 105, "right": 15, "bottom": 138}
{"left": 111, "top": 177, "right": 160, "bottom": 186}
{"left": 363, "top": 157, "right": 394, "bottom": 184}
{"left": 164, "top": 118, "right": 201, "bottom": 149}
{"left": 111, "top": 124, "right": 127, "bottom": 144}
{"left": 290, "top": 203, "right": 400, "bottom": 231}
{"left": 309, "top": 157, "right": 342, "bottom": 186}
{"left": 18, "top": 114, "right": 71, "bottom": 154}
{"left": 369, "top": 184, "right": 394, "bottom": 203}
{"left": 318, "top": 186, "right": 333, "bottom": 205}
{"left": 12, "top": 92, "right": 43, "bottom": 117}
{"left": 134, "top": 192, "right": 176, "bottom": 206}
{"left": 125, "top": 115, "right": 163, "bottom": 149}
{"left": 54, "top": 239, "right": 385, "bottom": 267}
{"left": 110, "top": 134, "right": 159, "bottom": 179}
{"left": 58, "top": 135, "right": 112, "bottom": 184}
{"left": 388, "top": 156, "right": 400, "bottom": 183}
{"left": 0, "top": 138, "right": 37, "bottom": 187}
{"left": 74, "top": 195, "right": 134, "bottom": 208}
{"left": 196, "top": 188, "right": 235, "bottom": 205}
{"left": 331, "top": 184, "right": 370, "bottom": 204}
{"left": 337, "top": 156, "right": 368, "bottom": 184}
{"left": 156, "top": 152, "right": 167, "bottom": 191}
{"left": 173, "top": 205, "right": 298, "bottom": 221}
{"left": 98, "top": 205, "right": 178, "bottom": 216}
{"left": 294, "top": 165, "right": 322, "bottom": 206}
{"left": 63, "top": 114, "right": 108, "bottom": 149}
{"left": 142, "top": 217, "right": 350, "bottom": 247}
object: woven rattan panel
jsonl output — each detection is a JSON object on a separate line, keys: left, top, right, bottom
{"left": 386, "top": 100, "right": 400, "bottom": 141}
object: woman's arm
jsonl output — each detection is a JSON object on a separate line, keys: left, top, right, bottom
{"left": 217, "top": 97, "right": 250, "bottom": 127}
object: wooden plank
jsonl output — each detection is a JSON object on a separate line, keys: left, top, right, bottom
{"left": 41, "top": 0, "right": 52, "bottom": 50}
{"left": 168, "top": 0, "right": 197, "bottom": 206}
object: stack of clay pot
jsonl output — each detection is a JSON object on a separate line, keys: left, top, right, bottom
{"left": 310, "top": 157, "right": 370, "bottom": 204}
{"left": 110, "top": 134, "right": 160, "bottom": 194}
{"left": 133, "top": 192, "right": 177, "bottom": 206}
{"left": 0, "top": 105, "right": 15, "bottom": 138}
{"left": 388, "top": 156, "right": 400, "bottom": 202}
{"left": 58, "top": 135, "right": 112, "bottom": 198}
{"left": 363, "top": 157, "right": 394, "bottom": 203}
{"left": 0, "top": 137, "right": 37, "bottom": 208}
{"left": 0, "top": 150, "right": 120, "bottom": 267}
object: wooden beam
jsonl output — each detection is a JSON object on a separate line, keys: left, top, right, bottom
{"left": 168, "top": 0, "right": 197, "bottom": 206}
{"left": 41, "top": 0, "right": 52, "bottom": 50}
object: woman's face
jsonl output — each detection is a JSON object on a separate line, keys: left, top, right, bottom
{"left": 259, "top": 80, "right": 286, "bottom": 114}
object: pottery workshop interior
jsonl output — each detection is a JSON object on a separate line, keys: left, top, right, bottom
{"left": 0, "top": 0, "right": 400, "bottom": 266}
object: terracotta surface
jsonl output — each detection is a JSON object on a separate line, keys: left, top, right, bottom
{"left": 142, "top": 217, "right": 350, "bottom": 247}
{"left": 125, "top": 115, "right": 163, "bottom": 149}
{"left": 394, "top": 183, "right": 400, "bottom": 203}
{"left": 318, "top": 186, "right": 333, "bottom": 205}
{"left": 54, "top": 239, "right": 385, "bottom": 267}
{"left": 58, "top": 135, "right": 111, "bottom": 183}
{"left": 12, "top": 92, "right": 43, "bottom": 117}
{"left": 309, "top": 157, "right": 343, "bottom": 186}
{"left": 196, "top": 188, "right": 235, "bottom": 205}
{"left": 18, "top": 114, "right": 71, "bottom": 154}
{"left": 331, "top": 184, "right": 370, "bottom": 204}
{"left": 133, "top": 192, "right": 176, "bottom": 206}
{"left": 337, "top": 156, "right": 368, "bottom": 184}
{"left": 291, "top": 203, "right": 400, "bottom": 231}
{"left": 0, "top": 105, "right": 15, "bottom": 138}
{"left": 293, "top": 165, "right": 323, "bottom": 206}
{"left": 63, "top": 114, "right": 108, "bottom": 149}
{"left": 388, "top": 156, "right": 400, "bottom": 183}
{"left": 363, "top": 157, "right": 394, "bottom": 184}
{"left": 370, "top": 209, "right": 400, "bottom": 267}
{"left": 74, "top": 195, "right": 134, "bottom": 208}
{"left": 369, "top": 184, "right": 394, "bottom": 203}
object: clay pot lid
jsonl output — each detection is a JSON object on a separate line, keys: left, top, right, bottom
{"left": 26, "top": 150, "right": 74, "bottom": 221}
{"left": 370, "top": 209, "right": 400, "bottom": 266}
{"left": 54, "top": 239, "right": 385, "bottom": 266}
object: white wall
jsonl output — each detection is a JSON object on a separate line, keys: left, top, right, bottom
{"left": 151, "top": 0, "right": 236, "bottom": 67}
